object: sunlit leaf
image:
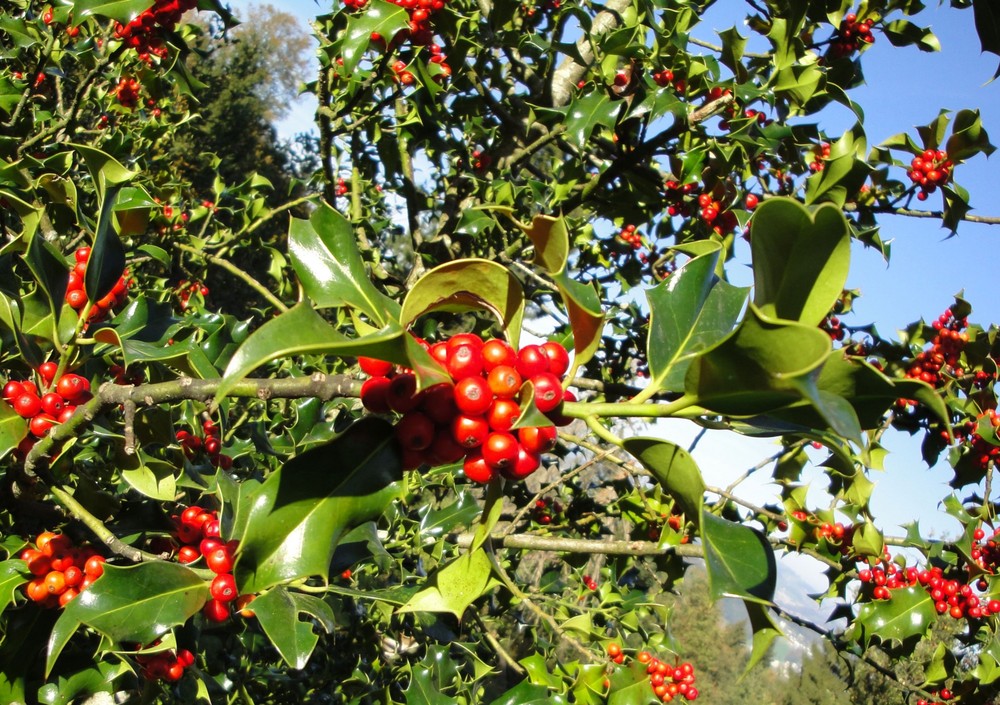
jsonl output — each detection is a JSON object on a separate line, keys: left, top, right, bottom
{"left": 700, "top": 509, "right": 776, "bottom": 605}
{"left": 253, "top": 587, "right": 336, "bottom": 669}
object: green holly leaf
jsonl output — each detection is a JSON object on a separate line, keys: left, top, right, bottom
{"left": 882, "top": 20, "right": 941, "bottom": 52}
{"left": 850, "top": 586, "right": 935, "bottom": 648}
{"left": 37, "top": 660, "right": 131, "bottom": 705}
{"left": 399, "top": 547, "right": 500, "bottom": 621}
{"left": 972, "top": 0, "right": 1000, "bottom": 79}
{"left": 405, "top": 664, "right": 454, "bottom": 705}
{"left": 252, "top": 587, "right": 336, "bottom": 669}
{"left": 339, "top": 0, "right": 409, "bottom": 76}
{"left": 608, "top": 661, "right": 657, "bottom": 705}
{"left": 288, "top": 203, "right": 400, "bottom": 323}
{"left": 490, "top": 681, "right": 564, "bottom": 705}
{"left": 750, "top": 198, "right": 851, "bottom": 327}
{"left": 700, "top": 509, "right": 776, "bottom": 605}
{"left": 0, "top": 560, "right": 27, "bottom": 614}
{"left": 564, "top": 92, "right": 621, "bottom": 149}
{"left": 68, "top": 143, "right": 136, "bottom": 200}
{"left": 216, "top": 301, "right": 406, "bottom": 402}
{"left": 401, "top": 258, "right": 525, "bottom": 348}
{"left": 945, "top": 109, "right": 995, "bottom": 160}
{"left": 685, "top": 305, "right": 831, "bottom": 417}
{"left": 72, "top": 0, "right": 155, "bottom": 23}
{"left": 644, "top": 243, "right": 748, "bottom": 393}
{"left": 234, "top": 417, "right": 403, "bottom": 594}
{"left": 743, "top": 602, "right": 783, "bottom": 676}
{"left": 24, "top": 233, "right": 68, "bottom": 333}
{"left": 84, "top": 184, "right": 127, "bottom": 305}
{"left": 46, "top": 562, "right": 210, "bottom": 676}
{"left": 623, "top": 438, "right": 704, "bottom": 523}
{"left": 518, "top": 215, "right": 604, "bottom": 368}
{"left": 0, "top": 403, "right": 27, "bottom": 460}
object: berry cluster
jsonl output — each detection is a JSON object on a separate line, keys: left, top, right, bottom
{"left": 582, "top": 574, "right": 598, "bottom": 591}
{"left": 908, "top": 149, "right": 953, "bottom": 201}
{"left": 175, "top": 279, "right": 209, "bottom": 311}
{"left": 695, "top": 191, "right": 738, "bottom": 234}
{"left": 809, "top": 142, "right": 831, "bottom": 172}
{"left": 113, "top": 77, "right": 141, "bottom": 108}
{"left": 176, "top": 419, "right": 232, "bottom": 469}
{"left": 828, "top": 12, "right": 875, "bottom": 59}
{"left": 113, "top": 0, "right": 197, "bottom": 63}
{"left": 916, "top": 690, "right": 953, "bottom": 705}
{"left": 359, "top": 335, "right": 573, "bottom": 482}
{"left": 857, "top": 555, "right": 1000, "bottom": 621}
{"left": 904, "top": 305, "right": 969, "bottom": 390}
{"left": 134, "top": 644, "right": 196, "bottom": 682}
{"left": 20, "top": 532, "right": 105, "bottom": 609}
{"left": 949, "top": 410, "right": 1000, "bottom": 472}
{"left": 663, "top": 180, "right": 698, "bottom": 217}
{"left": 820, "top": 313, "right": 847, "bottom": 341}
{"left": 65, "top": 247, "right": 130, "bottom": 323}
{"left": 3, "top": 363, "right": 91, "bottom": 443}
{"left": 364, "top": 0, "right": 452, "bottom": 82}
{"left": 651, "top": 68, "right": 686, "bottom": 93}
{"left": 606, "top": 645, "right": 700, "bottom": 702}
{"left": 617, "top": 224, "right": 642, "bottom": 250}
{"left": 532, "top": 497, "right": 563, "bottom": 525}
{"left": 170, "top": 505, "right": 242, "bottom": 622}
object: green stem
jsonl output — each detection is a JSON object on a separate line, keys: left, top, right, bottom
{"left": 49, "top": 485, "right": 164, "bottom": 563}
{"left": 585, "top": 415, "right": 622, "bottom": 447}
{"left": 176, "top": 244, "right": 288, "bottom": 313}
{"left": 561, "top": 394, "right": 698, "bottom": 419}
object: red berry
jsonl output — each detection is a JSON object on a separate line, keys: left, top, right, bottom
{"left": 203, "top": 598, "right": 231, "bottom": 622}
{"left": 395, "top": 411, "right": 436, "bottom": 451}
{"left": 462, "top": 452, "right": 495, "bottom": 483}
{"left": 453, "top": 376, "right": 493, "bottom": 416}
{"left": 452, "top": 414, "right": 489, "bottom": 448}
{"left": 361, "top": 376, "right": 392, "bottom": 413}
{"left": 540, "top": 342, "right": 570, "bottom": 377}
{"left": 2, "top": 380, "right": 25, "bottom": 401}
{"left": 481, "top": 339, "right": 517, "bottom": 370}
{"left": 516, "top": 345, "right": 549, "bottom": 378}
{"left": 486, "top": 365, "right": 522, "bottom": 399}
{"left": 486, "top": 398, "right": 521, "bottom": 432}
{"left": 40, "top": 392, "right": 64, "bottom": 416}
{"left": 530, "top": 372, "right": 564, "bottom": 413}
{"left": 210, "top": 573, "right": 238, "bottom": 602}
{"left": 482, "top": 432, "right": 518, "bottom": 470}
{"left": 177, "top": 546, "right": 200, "bottom": 564}
{"left": 518, "top": 425, "right": 557, "bottom": 454}
{"left": 205, "top": 546, "right": 233, "bottom": 574}
{"left": 29, "top": 414, "right": 58, "bottom": 437}
{"left": 55, "top": 374, "right": 90, "bottom": 402}
{"left": 359, "top": 356, "right": 394, "bottom": 377}
{"left": 386, "top": 373, "right": 419, "bottom": 413}
{"left": 13, "top": 393, "right": 42, "bottom": 418}
{"left": 502, "top": 445, "right": 540, "bottom": 479}
{"left": 38, "top": 361, "right": 59, "bottom": 385}
{"left": 418, "top": 383, "right": 457, "bottom": 424}
{"left": 446, "top": 343, "right": 485, "bottom": 380}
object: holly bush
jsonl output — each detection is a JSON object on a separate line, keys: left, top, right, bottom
{"left": 1, "top": 0, "right": 1000, "bottom": 703}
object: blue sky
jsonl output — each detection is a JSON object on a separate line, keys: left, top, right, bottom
{"left": 224, "top": 1, "right": 999, "bottom": 541}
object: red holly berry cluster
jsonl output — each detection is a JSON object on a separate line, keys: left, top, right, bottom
{"left": 828, "top": 12, "right": 875, "bottom": 59}
{"left": 335, "top": 177, "right": 349, "bottom": 196}
{"left": 3, "top": 363, "right": 91, "bottom": 444}
{"left": 20, "top": 532, "right": 105, "bottom": 609}
{"left": 359, "top": 335, "right": 573, "bottom": 481}
{"left": 583, "top": 574, "right": 598, "bottom": 591}
{"left": 113, "top": 77, "right": 141, "bottom": 108}
{"left": 618, "top": 224, "right": 642, "bottom": 250}
{"left": 113, "top": 0, "right": 198, "bottom": 63}
{"left": 695, "top": 191, "right": 739, "bottom": 234}
{"left": 809, "top": 142, "right": 831, "bottom": 172}
{"left": 532, "top": 497, "right": 563, "bottom": 525}
{"left": 949, "top": 410, "right": 1000, "bottom": 472}
{"left": 170, "top": 505, "right": 242, "bottom": 622}
{"left": 176, "top": 419, "right": 232, "bottom": 469}
{"left": 651, "top": 68, "right": 686, "bottom": 93}
{"left": 362, "top": 0, "right": 452, "bottom": 81}
{"left": 908, "top": 149, "right": 953, "bottom": 201}
{"left": 175, "top": 279, "right": 209, "bottom": 311}
{"left": 605, "top": 645, "right": 699, "bottom": 702}
{"left": 134, "top": 644, "right": 196, "bottom": 682}
{"left": 65, "top": 247, "right": 130, "bottom": 322}
{"left": 663, "top": 180, "right": 699, "bottom": 217}
{"left": 857, "top": 554, "right": 1000, "bottom": 621}
{"left": 904, "top": 305, "right": 968, "bottom": 390}
{"left": 820, "top": 313, "right": 847, "bottom": 341}
{"left": 916, "top": 689, "right": 953, "bottom": 705}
